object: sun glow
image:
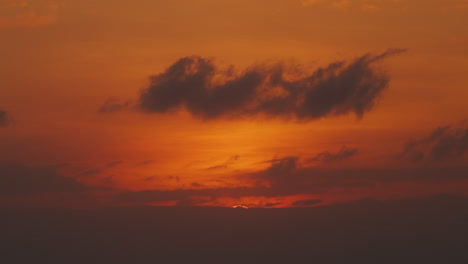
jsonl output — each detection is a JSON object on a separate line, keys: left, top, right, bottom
{"left": 232, "top": 205, "right": 249, "bottom": 209}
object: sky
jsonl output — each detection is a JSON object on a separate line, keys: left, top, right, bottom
{"left": 1, "top": 0, "right": 468, "bottom": 209}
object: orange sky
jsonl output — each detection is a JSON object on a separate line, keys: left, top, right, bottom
{"left": 0, "top": 0, "right": 467, "bottom": 208}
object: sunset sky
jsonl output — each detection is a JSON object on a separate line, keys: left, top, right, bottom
{"left": 1, "top": 0, "right": 467, "bottom": 209}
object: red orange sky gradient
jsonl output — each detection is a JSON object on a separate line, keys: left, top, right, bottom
{"left": 1, "top": 0, "right": 467, "bottom": 208}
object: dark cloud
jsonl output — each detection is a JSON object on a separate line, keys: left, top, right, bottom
{"left": 114, "top": 186, "right": 272, "bottom": 204}
{"left": 253, "top": 157, "right": 353, "bottom": 196}
{"left": 258, "top": 158, "right": 468, "bottom": 193}
{"left": 308, "top": 146, "right": 358, "bottom": 163}
{"left": 191, "top": 182, "right": 204, "bottom": 188}
{"left": 167, "top": 175, "right": 180, "bottom": 183}
{"left": 400, "top": 122, "right": 468, "bottom": 162}
{"left": 0, "top": 109, "right": 12, "bottom": 127}
{"left": 262, "top": 202, "right": 282, "bottom": 207}
{"left": 265, "top": 157, "right": 299, "bottom": 175}
{"left": 136, "top": 49, "right": 405, "bottom": 120}
{"left": 0, "top": 164, "right": 92, "bottom": 196}
{"left": 260, "top": 157, "right": 303, "bottom": 190}
{"left": 292, "top": 199, "right": 323, "bottom": 206}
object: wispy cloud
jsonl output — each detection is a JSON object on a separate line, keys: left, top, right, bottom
{"left": 204, "top": 155, "right": 240, "bottom": 170}
{"left": 399, "top": 121, "right": 468, "bottom": 162}
{"left": 98, "top": 98, "right": 132, "bottom": 114}
{"left": 308, "top": 146, "right": 358, "bottom": 163}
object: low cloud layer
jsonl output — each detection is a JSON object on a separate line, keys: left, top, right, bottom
{"left": 292, "top": 199, "right": 323, "bottom": 206}
{"left": 114, "top": 156, "right": 468, "bottom": 206}
{"left": 0, "top": 164, "right": 92, "bottom": 196}
{"left": 136, "top": 49, "right": 405, "bottom": 120}
{"left": 400, "top": 122, "right": 468, "bottom": 162}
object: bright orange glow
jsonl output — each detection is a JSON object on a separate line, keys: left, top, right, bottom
{"left": 232, "top": 205, "right": 249, "bottom": 209}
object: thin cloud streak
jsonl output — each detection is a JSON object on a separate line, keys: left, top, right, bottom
{"left": 308, "top": 146, "right": 358, "bottom": 163}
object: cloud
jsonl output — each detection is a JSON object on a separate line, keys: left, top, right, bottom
{"left": 261, "top": 157, "right": 301, "bottom": 187}
{"left": 0, "top": 164, "right": 92, "bottom": 196}
{"left": 400, "top": 122, "right": 468, "bottom": 162}
{"left": 77, "top": 168, "right": 102, "bottom": 178}
{"left": 253, "top": 156, "right": 358, "bottom": 195}
{"left": 191, "top": 182, "right": 204, "bottom": 188}
{"left": 0, "top": 109, "right": 11, "bottom": 127}
{"left": 256, "top": 157, "right": 468, "bottom": 195}
{"left": 308, "top": 146, "right": 358, "bottom": 163}
{"left": 204, "top": 155, "right": 240, "bottom": 170}
{"left": 136, "top": 49, "right": 405, "bottom": 120}
{"left": 262, "top": 202, "right": 283, "bottom": 207}
{"left": 114, "top": 156, "right": 468, "bottom": 205}
{"left": 114, "top": 186, "right": 272, "bottom": 204}
{"left": 292, "top": 199, "right": 323, "bottom": 206}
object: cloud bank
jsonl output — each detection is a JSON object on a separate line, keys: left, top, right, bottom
{"left": 136, "top": 49, "right": 405, "bottom": 120}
